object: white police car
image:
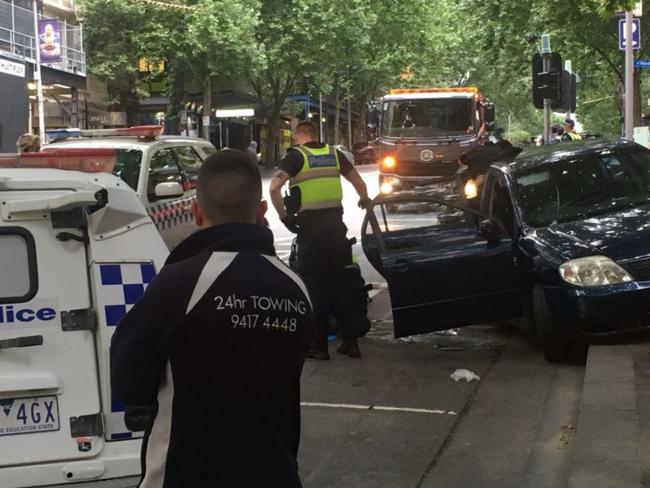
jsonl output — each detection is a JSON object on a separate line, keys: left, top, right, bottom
{"left": 0, "top": 149, "right": 167, "bottom": 486}
{"left": 44, "top": 126, "right": 216, "bottom": 249}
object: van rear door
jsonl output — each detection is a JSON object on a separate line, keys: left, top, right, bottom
{"left": 0, "top": 189, "right": 103, "bottom": 467}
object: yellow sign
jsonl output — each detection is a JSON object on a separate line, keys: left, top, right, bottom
{"left": 138, "top": 58, "right": 165, "bottom": 73}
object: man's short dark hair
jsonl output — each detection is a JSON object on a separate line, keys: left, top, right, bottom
{"left": 295, "top": 121, "right": 319, "bottom": 141}
{"left": 564, "top": 119, "right": 575, "bottom": 127}
{"left": 197, "top": 149, "right": 262, "bottom": 224}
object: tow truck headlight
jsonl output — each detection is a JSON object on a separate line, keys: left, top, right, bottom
{"left": 559, "top": 256, "right": 633, "bottom": 287}
{"left": 464, "top": 179, "right": 478, "bottom": 200}
{"left": 380, "top": 177, "right": 400, "bottom": 194}
{"left": 382, "top": 156, "right": 396, "bottom": 169}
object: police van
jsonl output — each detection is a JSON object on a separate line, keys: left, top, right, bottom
{"left": 44, "top": 126, "right": 216, "bottom": 249}
{"left": 0, "top": 149, "right": 168, "bottom": 487}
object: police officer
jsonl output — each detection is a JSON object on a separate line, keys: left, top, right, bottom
{"left": 561, "top": 119, "right": 582, "bottom": 141}
{"left": 269, "top": 121, "right": 370, "bottom": 360}
{"left": 111, "top": 150, "right": 313, "bottom": 488}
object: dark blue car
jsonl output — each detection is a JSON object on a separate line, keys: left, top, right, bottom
{"left": 362, "top": 140, "right": 650, "bottom": 362}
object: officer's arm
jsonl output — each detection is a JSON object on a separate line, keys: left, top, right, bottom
{"left": 342, "top": 167, "right": 370, "bottom": 202}
{"left": 269, "top": 170, "right": 290, "bottom": 219}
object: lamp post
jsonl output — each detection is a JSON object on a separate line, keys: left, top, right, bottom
{"left": 624, "top": 9, "right": 634, "bottom": 140}
{"left": 32, "top": 0, "right": 45, "bottom": 141}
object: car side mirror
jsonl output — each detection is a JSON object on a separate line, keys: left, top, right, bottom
{"left": 478, "top": 218, "right": 503, "bottom": 244}
{"left": 154, "top": 182, "right": 184, "bottom": 199}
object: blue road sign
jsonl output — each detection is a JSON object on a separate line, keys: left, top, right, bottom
{"left": 635, "top": 59, "right": 650, "bottom": 68}
{"left": 619, "top": 18, "right": 641, "bottom": 50}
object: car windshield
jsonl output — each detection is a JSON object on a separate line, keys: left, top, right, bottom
{"left": 380, "top": 98, "right": 474, "bottom": 138}
{"left": 516, "top": 147, "right": 650, "bottom": 227}
{"left": 112, "top": 149, "right": 143, "bottom": 191}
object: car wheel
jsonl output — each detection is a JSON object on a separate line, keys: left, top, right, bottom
{"left": 532, "top": 285, "right": 571, "bottom": 363}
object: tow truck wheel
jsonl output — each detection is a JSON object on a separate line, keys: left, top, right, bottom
{"left": 532, "top": 285, "right": 571, "bottom": 363}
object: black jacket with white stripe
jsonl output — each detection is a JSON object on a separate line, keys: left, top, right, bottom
{"left": 111, "top": 223, "right": 313, "bottom": 488}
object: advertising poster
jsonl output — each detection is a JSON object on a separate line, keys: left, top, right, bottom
{"left": 38, "top": 19, "right": 62, "bottom": 63}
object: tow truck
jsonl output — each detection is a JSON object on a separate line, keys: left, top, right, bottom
{"left": 373, "top": 88, "right": 495, "bottom": 194}
{"left": 0, "top": 149, "right": 165, "bottom": 486}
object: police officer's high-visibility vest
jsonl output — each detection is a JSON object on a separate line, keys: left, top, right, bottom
{"left": 290, "top": 144, "right": 343, "bottom": 212}
{"left": 565, "top": 131, "right": 582, "bottom": 141}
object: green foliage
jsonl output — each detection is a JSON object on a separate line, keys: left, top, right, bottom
{"left": 80, "top": 0, "right": 644, "bottom": 141}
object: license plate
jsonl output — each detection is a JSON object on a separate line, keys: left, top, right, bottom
{"left": 0, "top": 396, "right": 60, "bottom": 436}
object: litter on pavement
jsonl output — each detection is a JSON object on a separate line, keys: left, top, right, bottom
{"left": 450, "top": 369, "right": 481, "bottom": 383}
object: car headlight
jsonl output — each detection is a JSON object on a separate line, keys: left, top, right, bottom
{"left": 559, "top": 256, "right": 633, "bottom": 287}
{"left": 464, "top": 179, "right": 478, "bottom": 199}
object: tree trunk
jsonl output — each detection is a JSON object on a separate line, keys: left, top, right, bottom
{"left": 202, "top": 75, "right": 212, "bottom": 142}
{"left": 356, "top": 103, "right": 367, "bottom": 140}
{"left": 166, "top": 66, "right": 185, "bottom": 135}
{"left": 334, "top": 82, "right": 341, "bottom": 145}
{"left": 264, "top": 109, "right": 279, "bottom": 169}
{"left": 347, "top": 91, "right": 353, "bottom": 147}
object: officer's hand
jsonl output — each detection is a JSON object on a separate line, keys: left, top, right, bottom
{"left": 358, "top": 197, "right": 371, "bottom": 209}
{"left": 281, "top": 214, "right": 299, "bottom": 234}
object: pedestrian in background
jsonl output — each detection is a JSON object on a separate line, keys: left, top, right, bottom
{"left": 111, "top": 150, "right": 312, "bottom": 488}
{"left": 247, "top": 140, "right": 260, "bottom": 163}
{"left": 549, "top": 125, "right": 564, "bottom": 144}
{"left": 561, "top": 119, "right": 582, "bottom": 141}
{"left": 16, "top": 133, "right": 40, "bottom": 153}
{"left": 269, "top": 120, "right": 370, "bottom": 360}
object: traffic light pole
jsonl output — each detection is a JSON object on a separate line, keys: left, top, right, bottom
{"left": 541, "top": 34, "right": 552, "bottom": 143}
{"left": 624, "top": 10, "right": 634, "bottom": 140}
{"left": 543, "top": 55, "right": 551, "bottom": 143}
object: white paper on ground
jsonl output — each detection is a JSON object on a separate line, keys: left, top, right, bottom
{"left": 450, "top": 368, "right": 481, "bottom": 383}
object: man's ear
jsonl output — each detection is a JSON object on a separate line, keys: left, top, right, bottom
{"left": 192, "top": 199, "right": 205, "bottom": 228}
{"left": 256, "top": 200, "right": 268, "bottom": 225}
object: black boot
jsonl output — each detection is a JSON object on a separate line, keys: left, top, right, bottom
{"left": 306, "top": 349, "right": 330, "bottom": 360}
{"left": 336, "top": 338, "right": 361, "bottom": 358}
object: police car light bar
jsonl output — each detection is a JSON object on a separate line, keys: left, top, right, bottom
{"left": 389, "top": 87, "right": 480, "bottom": 95}
{"left": 47, "top": 125, "right": 164, "bottom": 141}
{"left": 0, "top": 148, "right": 117, "bottom": 173}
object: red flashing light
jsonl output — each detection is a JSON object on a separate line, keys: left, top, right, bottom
{"left": 121, "top": 125, "right": 165, "bottom": 139}
{"left": 0, "top": 148, "right": 117, "bottom": 173}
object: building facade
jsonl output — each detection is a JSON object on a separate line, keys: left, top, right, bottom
{"left": 0, "top": 0, "right": 90, "bottom": 151}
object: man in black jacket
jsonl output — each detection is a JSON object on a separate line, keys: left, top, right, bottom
{"left": 111, "top": 150, "right": 313, "bottom": 488}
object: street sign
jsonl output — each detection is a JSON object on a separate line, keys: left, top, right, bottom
{"left": 635, "top": 59, "right": 650, "bottom": 68}
{"left": 619, "top": 18, "right": 641, "bottom": 50}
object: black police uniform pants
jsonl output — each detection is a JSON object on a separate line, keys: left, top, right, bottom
{"left": 296, "top": 212, "right": 360, "bottom": 352}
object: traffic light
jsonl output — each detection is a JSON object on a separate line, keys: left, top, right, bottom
{"left": 556, "top": 71, "right": 577, "bottom": 112}
{"left": 532, "top": 53, "right": 563, "bottom": 109}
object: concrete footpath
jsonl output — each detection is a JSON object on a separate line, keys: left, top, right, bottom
{"left": 569, "top": 344, "right": 650, "bottom": 488}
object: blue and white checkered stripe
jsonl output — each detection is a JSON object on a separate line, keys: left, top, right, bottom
{"left": 94, "top": 262, "right": 156, "bottom": 441}
{"left": 148, "top": 196, "right": 195, "bottom": 231}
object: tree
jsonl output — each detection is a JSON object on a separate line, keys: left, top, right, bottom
{"left": 80, "top": 0, "right": 259, "bottom": 136}
{"left": 182, "top": 0, "right": 260, "bottom": 139}
{"left": 244, "top": 0, "right": 337, "bottom": 167}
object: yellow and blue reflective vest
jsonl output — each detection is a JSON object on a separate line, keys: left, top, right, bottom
{"left": 290, "top": 144, "right": 343, "bottom": 212}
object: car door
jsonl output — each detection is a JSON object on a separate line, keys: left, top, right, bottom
{"left": 145, "top": 146, "right": 196, "bottom": 249}
{"left": 362, "top": 194, "right": 521, "bottom": 337}
{"left": 0, "top": 199, "right": 102, "bottom": 467}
